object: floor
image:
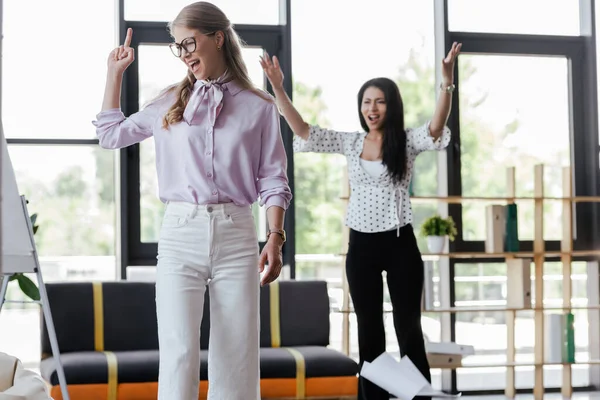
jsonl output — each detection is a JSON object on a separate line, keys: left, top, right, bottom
{"left": 463, "top": 394, "right": 600, "bottom": 399}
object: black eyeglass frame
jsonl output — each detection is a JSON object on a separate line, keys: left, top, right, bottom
{"left": 169, "top": 31, "right": 216, "bottom": 57}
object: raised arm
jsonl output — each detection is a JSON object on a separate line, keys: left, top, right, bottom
{"left": 429, "top": 42, "right": 462, "bottom": 139}
{"left": 93, "top": 28, "right": 156, "bottom": 149}
{"left": 259, "top": 52, "right": 309, "bottom": 140}
{"left": 102, "top": 28, "right": 135, "bottom": 111}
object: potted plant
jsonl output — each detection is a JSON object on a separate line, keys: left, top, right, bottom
{"left": 8, "top": 213, "right": 41, "bottom": 301}
{"left": 419, "top": 214, "right": 457, "bottom": 253}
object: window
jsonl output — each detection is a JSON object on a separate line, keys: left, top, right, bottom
{"left": 291, "top": 0, "right": 441, "bottom": 386}
{"left": 2, "top": 0, "right": 117, "bottom": 139}
{"left": 1, "top": 0, "right": 118, "bottom": 370}
{"left": 448, "top": 0, "right": 580, "bottom": 36}
{"left": 292, "top": 0, "right": 439, "bottom": 258}
{"left": 458, "top": 55, "right": 570, "bottom": 241}
{"left": 124, "top": 0, "right": 281, "bottom": 25}
{"left": 454, "top": 261, "right": 590, "bottom": 391}
{"left": 1, "top": 145, "right": 117, "bottom": 368}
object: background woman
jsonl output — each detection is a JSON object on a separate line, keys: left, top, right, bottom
{"left": 260, "top": 42, "right": 460, "bottom": 399}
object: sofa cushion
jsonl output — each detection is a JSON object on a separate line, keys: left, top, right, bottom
{"left": 42, "top": 280, "right": 332, "bottom": 356}
{"left": 41, "top": 282, "right": 159, "bottom": 355}
{"left": 41, "top": 347, "right": 358, "bottom": 386}
{"left": 260, "top": 347, "right": 358, "bottom": 379}
{"left": 262, "top": 281, "right": 330, "bottom": 347}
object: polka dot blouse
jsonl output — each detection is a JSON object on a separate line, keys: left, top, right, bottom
{"left": 293, "top": 122, "right": 451, "bottom": 233}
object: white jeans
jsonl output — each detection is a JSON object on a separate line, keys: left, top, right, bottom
{"left": 155, "top": 202, "right": 261, "bottom": 400}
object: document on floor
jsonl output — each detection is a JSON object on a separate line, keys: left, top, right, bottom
{"left": 361, "top": 352, "right": 461, "bottom": 400}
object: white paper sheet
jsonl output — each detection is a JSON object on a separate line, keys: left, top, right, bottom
{"left": 361, "top": 352, "right": 462, "bottom": 400}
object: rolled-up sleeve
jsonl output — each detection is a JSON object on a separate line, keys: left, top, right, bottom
{"left": 407, "top": 121, "right": 451, "bottom": 154}
{"left": 257, "top": 103, "right": 293, "bottom": 210}
{"left": 92, "top": 98, "right": 164, "bottom": 149}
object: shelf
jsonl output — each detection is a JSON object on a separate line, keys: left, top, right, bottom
{"left": 421, "top": 250, "right": 600, "bottom": 258}
{"left": 410, "top": 195, "right": 600, "bottom": 203}
{"left": 337, "top": 165, "right": 596, "bottom": 398}
{"left": 339, "top": 195, "right": 600, "bottom": 202}
{"left": 457, "top": 360, "right": 600, "bottom": 369}
{"left": 332, "top": 305, "right": 600, "bottom": 315}
{"left": 337, "top": 250, "right": 600, "bottom": 259}
{"left": 422, "top": 304, "right": 600, "bottom": 313}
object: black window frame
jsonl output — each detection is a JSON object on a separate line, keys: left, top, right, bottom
{"left": 446, "top": 32, "right": 599, "bottom": 258}
{"left": 436, "top": 0, "right": 600, "bottom": 394}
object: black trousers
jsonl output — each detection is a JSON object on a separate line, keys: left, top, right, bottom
{"left": 346, "top": 224, "right": 431, "bottom": 400}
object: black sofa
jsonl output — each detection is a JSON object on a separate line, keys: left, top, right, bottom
{"left": 40, "top": 280, "right": 358, "bottom": 399}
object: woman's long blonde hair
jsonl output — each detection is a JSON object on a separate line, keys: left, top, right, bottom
{"left": 162, "top": 1, "right": 270, "bottom": 128}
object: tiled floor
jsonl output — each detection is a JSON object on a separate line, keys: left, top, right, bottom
{"left": 462, "top": 393, "right": 600, "bottom": 400}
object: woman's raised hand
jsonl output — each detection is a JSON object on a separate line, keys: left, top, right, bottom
{"left": 441, "top": 41, "right": 462, "bottom": 85}
{"left": 259, "top": 51, "right": 284, "bottom": 90}
{"left": 107, "top": 28, "right": 135, "bottom": 75}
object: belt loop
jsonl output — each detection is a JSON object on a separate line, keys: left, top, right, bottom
{"left": 189, "top": 205, "right": 198, "bottom": 219}
{"left": 397, "top": 226, "right": 400, "bottom": 238}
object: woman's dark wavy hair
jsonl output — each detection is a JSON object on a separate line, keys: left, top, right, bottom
{"left": 357, "top": 77, "right": 406, "bottom": 186}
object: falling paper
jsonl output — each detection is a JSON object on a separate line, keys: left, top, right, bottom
{"left": 361, "top": 353, "right": 462, "bottom": 400}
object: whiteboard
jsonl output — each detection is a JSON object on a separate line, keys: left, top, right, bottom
{"left": 0, "top": 124, "right": 36, "bottom": 274}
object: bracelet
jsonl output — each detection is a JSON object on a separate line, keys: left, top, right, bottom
{"left": 267, "top": 229, "right": 286, "bottom": 243}
{"left": 440, "top": 83, "right": 455, "bottom": 93}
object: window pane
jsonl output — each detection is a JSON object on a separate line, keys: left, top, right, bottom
{"left": 125, "top": 0, "right": 280, "bottom": 25}
{"left": 3, "top": 1, "right": 116, "bottom": 139}
{"left": 448, "top": 0, "right": 580, "bottom": 36}
{"left": 454, "top": 262, "right": 590, "bottom": 391}
{"left": 138, "top": 44, "right": 267, "bottom": 243}
{"left": 458, "top": 55, "right": 570, "bottom": 241}
{"left": 1, "top": 145, "right": 117, "bottom": 366}
{"left": 8, "top": 145, "right": 116, "bottom": 258}
{"left": 292, "top": 0, "right": 439, "bottom": 256}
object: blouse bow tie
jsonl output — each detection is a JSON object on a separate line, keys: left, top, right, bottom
{"left": 182, "top": 75, "right": 228, "bottom": 126}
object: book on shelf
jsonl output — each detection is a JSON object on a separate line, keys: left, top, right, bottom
{"left": 427, "top": 353, "right": 462, "bottom": 368}
{"left": 504, "top": 204, "right": 520, "bottom": 252}
{"left": 545, "top": 312, "right": 576, "bottom": 363}
{"left": 426, "top": 342, "right": 475, "bottom": 356}
{"left": 563, "top": 312, "right": 575, "bottom": 363}
{"left": 506, "top": 258, "right": 531, "bottom": 308}
{"left": 421, "top": 260, "right": 435, "bottom": 311}
{"left": 545, "top": 314, "right": 564, "bottom": 363}
{"left": 425, "top": 342, "right": 474, "bottom": 369}
{"left": 485, "top": 205, "right": 506, "bottom": 253}
{"left": 485, "top": 204, "right": 519, "bottom": 253}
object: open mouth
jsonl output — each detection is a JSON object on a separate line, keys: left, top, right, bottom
{"left": 188, "top": 60, "right": 200, "bottom": 73}
{"left": 368, "top": 114, "right": 380, "bottom": 124}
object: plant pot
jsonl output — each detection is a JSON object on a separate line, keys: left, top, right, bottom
{"left": 427, "top": 235, "right": 446, "bottom": 253}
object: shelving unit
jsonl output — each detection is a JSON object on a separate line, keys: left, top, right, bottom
{"left": 337, "top": 164, "right": 600, "bottom": 399}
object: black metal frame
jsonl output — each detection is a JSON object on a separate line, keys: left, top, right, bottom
{"left": 118, "top": 0, "right": 296, "bottom": 278}
{"left": 446, "top": 31, "right": 598, "bottom": 257}
{"left": 436, "top": 0, "right": 600, "bottom": 394}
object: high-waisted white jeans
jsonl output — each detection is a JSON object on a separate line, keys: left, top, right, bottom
{"left": 155, "top": 202, "right": 261, "bottom": 400}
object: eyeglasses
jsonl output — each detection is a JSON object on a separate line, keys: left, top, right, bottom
{"left": 169, "top": 37, "right": 196, "bottom": 58}
{"left": 169, "top": 32, "right": 216, "bottom": 58}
